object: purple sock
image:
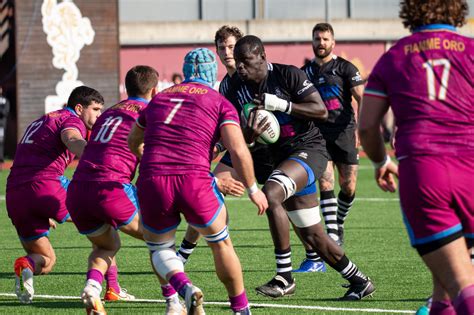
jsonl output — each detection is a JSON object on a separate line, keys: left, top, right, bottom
{"left": 161, "top": 284, "right": 177, "bottom": 299}
{"left": 430, "top": 300, "right": 455, "bottom": 315}
{"left": 453, "top": 284, "right": 474, "bottom": 315}
{"left": 86, "top": 269, "right": 104, "bottom": 284}
{"left": 169, "top": 272, "right": 192, "bottom": 298}
{"left": 105, "top": 265, "right": 120, "bottom": 292}
{"left": 229, "top": 291, "right": 249, "bottom": 312}
{"left": 25, "top": 256, "right": 36, "bottom": 273}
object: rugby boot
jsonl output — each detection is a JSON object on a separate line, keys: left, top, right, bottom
{"left": 82, "top": 280, "right": 106, "bottom": 315}
{"left": 14, "top": 257, "right": 34, "bottom": 304}
{"left": 255, "top": 275, "right": 295, "bottom": 298}
{"left": 165, "top": 293, "right": 187, "bottom": 315}
{"left": 104, "top": 287, "right": 135, "bottom": 301}
{"left": 293, "top": 259, "right": 327, "bottom": 273}
{"left": 339, "top": 278, "right": 375, "bottom": 301}
{"left": 184, "top": 284, "right": 205, "bottom": 315}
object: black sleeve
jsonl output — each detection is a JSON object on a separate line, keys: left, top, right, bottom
{"left": 342, "top": 61, "right": 364, "bottom": 89}
{"left": 284, "top": 65, "right": 318, "bottom": 103}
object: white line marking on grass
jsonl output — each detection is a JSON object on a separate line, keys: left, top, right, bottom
{"left": 0, "top": 293, "right": 414, "bottom": 313}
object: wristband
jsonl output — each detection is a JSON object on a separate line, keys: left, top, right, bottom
{"left": 372, "top": 154, "right": 391, "bottom": 169}
{"left": 285, "top": 102, "right": 292, "bottom": 114}
{"left": 264, "top": 93, "right": 290, "bottom": 112}
{"left": 247, "top": 182, "right": 259, "bottom": 195}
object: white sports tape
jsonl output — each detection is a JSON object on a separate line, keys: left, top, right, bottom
{"left": 146, "top": 238, "right": 176, "bottom": 252}
{"left": 203, "top": 225, "right": 229, "bottom": 243}
{"left": 267, "top": 171, "right": 296, "bottom": 201}
{"left": 287, "top": 206, "right": 321, "bottom": 228}
{"left": 150, "top": 241, "right": 183, "bottom": 278}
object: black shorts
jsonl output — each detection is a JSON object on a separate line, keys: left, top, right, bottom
{"left": 219, "top": 144, "right": 275, "bottom": 185}
{"left": 282, "top": 141, "right": 328, "bottom": 183}
{"left": 322, "top": 128, "right": 359, "bottom": 165}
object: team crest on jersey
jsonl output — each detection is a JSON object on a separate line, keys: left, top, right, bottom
{"left": 298, "top": 152, "right": 308, "bottom": 159}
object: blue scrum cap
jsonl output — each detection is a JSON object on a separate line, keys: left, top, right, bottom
{"left": 182, "top": 48, "right": 218, "bottom": 87}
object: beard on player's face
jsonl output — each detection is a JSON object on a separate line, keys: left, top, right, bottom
{"left": 314, "top": 45, "right": 332, "bottom": 59}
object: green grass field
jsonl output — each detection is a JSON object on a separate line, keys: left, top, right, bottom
{"left": 0, "top": 158, "right": 430, "bottom": 314}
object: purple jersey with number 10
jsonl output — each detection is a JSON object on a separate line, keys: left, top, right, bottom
{"left": 7, "top": 108, "right": 86, "bottom": 188}
{"left": 365, "top": 24, "right": 474, "bottom": 158}
{"left": 137, "top": 82, "right": 240, "bottom": 177}
{"left": 73, "top": 98, "right": 147, "bottom": 183}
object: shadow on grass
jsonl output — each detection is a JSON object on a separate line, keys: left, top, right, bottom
{"left": 0, "top": 300, "right": 83, "bottom": 309}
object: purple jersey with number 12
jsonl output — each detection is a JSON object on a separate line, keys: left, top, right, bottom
{"left": 137, "top": 82, "right": 240, "bottom": 177}
{"left": 8, "top": 108, "right": 86, "bottom": 188}
{"left": 73, "top": 98, "right": 147, "bottom": 183}
{"left": 365, "top": 24, "right": 474, "bottom": 158}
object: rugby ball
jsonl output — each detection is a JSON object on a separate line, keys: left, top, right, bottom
{"left": 242, "top": 103, "right": 280, "bottom": 144}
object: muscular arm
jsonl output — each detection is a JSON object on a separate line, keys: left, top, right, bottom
{"left": 61, "top": 129, "right": 87, "bottom": 158}
{"left": 127, "top": 124, "right": 145, "bottom": 159}
{"left": 351, "top": 84, "right": 364, "bottom": 120}
{"left": 220, "top": 124, "right": 256, "bottom": 188}
{"left": 289, "top": 91, "right": 328, "bottom": 121}
{"left": 358, "top": 95, "right": 388, "bottom": 162}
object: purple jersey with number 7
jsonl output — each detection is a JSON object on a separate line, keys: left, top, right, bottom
{"left": 136, "top": 82, "right": 240, "bottom": 177}
{"left": 365, "top": 24, "right": 474, "bottom": 158}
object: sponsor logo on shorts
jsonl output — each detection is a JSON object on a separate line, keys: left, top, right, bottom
{"left": 298, "top": 152, "right": 308, "bottom": 159}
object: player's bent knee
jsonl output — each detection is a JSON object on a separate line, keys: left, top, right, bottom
{"left": 147, "top": 238, "right": 184, "bottom": 279}
{"left": 266, "top": 170, "right": 296, "bottom": 201}
{"left": 203, "top": 225, "right": 229, "bottom": 244}
{"left": 287, "top": 206, "right": 321, "bottom": 228}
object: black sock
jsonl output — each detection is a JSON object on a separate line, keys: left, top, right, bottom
{"left": 305, "top": 249, "right": 322, "bottom": 262}
{"left": 320, "top": 190, "right": 338, "bottom": 241}
{"left": 337, "top": 191, "right": 355, "bottom": 227}
{"left": 331, "top": 255, "right": 368, "bottom": 285}
{"left": 275, "top": 247, "right": 293, "bottom": 283}
{"left": 177, "top": 239, "right": 197, "bottom": 263}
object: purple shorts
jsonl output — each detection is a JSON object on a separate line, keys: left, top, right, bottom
{"left": 137, "top": 173, "right": 224, "bottom": 233}
{"left": 66, "top": 181, "right": 139, "bottom": 235}
{"left": 399, "top": 155, "right": 474, "bottom": 252}
{"left": 6, "top": 176, "right": 70, "bottom": 241}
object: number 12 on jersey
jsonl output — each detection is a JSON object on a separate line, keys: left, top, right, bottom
{"left": 422, "top": 58, "right": 451, "bottom": 101}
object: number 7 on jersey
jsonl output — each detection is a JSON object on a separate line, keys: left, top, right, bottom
{"left": 164, "top": 99, "right": 184, "bottom": 124}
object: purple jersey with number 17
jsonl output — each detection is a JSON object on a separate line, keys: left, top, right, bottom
{"left": 73, "top": 98, "right": 147, "bottom": 183}
{"left": 136, "top": 82, "right": 240, "bottom": 177}
{"left": 365, "top": 24, "right": 474, "bottom": 158}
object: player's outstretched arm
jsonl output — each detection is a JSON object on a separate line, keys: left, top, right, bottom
{"left": 128, "top": 124, "right": 145, "bottom": 159}
{"left": 359, "top": 95, "right": 398, "bottom": 192}
{"left": 255, "top": 91, "right": 328, "bottom": 121}
{"left": 61, "top": 129, "right": 87, "bottom": 158}
{"left": 220, "top": 124, "right": 268, "bottom": 214}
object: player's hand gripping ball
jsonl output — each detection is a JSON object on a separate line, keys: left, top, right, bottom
{"left": 242, "top": 103, "right": 280, "bottom": 144}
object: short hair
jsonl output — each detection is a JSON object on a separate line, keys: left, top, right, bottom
{"left": 182, "top": 48, "right": 218, "bottom": 86}
{"left": 312, "top": 23, "right": 334, "bottom": 37}
{"left": 235, "top": 35, "right": 265, "bottom": 56}
{"left": 171, "top": 73, "right": 183, "bottom": 82}
{"left": 66, "top": 86, "right": 104, "bottom": 109}
{"left": 399, "top": 0, "right": 468, "bottom": 31}
{"left": 214, "top": 25, "right": 244, "bottom": 49}
{"left": 125, "top": 65, "right": 159, "bottom": 97}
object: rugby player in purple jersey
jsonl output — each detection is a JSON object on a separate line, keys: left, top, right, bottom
{"left": 6, "top": 86, "right": 103, "bottom": 304}
{"left": 66, "top": 66, "right": 163, "bottom": 314}
{"left": 176, "top": 25, "right": 248, "bottom": 265}
{"left": 359, "top": 1, "right": 474, "bottom": 314}
{"left": 128, "top": 48, "right": 268, "bottom": 315}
